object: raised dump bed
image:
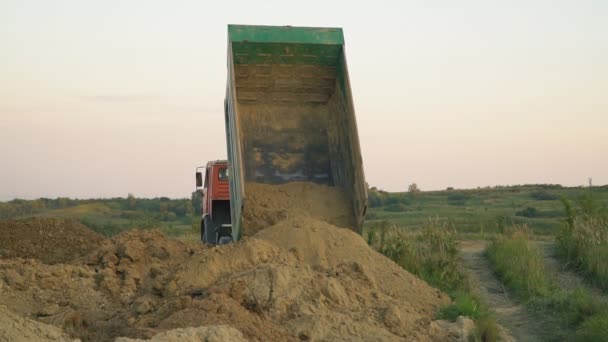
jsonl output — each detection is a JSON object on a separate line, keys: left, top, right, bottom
{"left": 224, "top": 24, "right": 367, "bottom": 241}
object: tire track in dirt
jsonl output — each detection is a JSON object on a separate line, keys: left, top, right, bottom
{"left": 537, "top": 241, "right": 608, "bottom": 306}
{"left": 459, "top": 240, "right": 542, "bottom": 342}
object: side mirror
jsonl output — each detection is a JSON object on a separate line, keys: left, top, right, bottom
{"left": 196, "top": 172, "right": 203, "bottom": 187}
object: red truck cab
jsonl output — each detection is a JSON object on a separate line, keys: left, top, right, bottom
{"left": 195, "top": 160, "right": 232, "bottom": 244}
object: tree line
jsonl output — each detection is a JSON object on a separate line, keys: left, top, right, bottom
{"left": 0, "top": 194, "right": 200, "bottom": 220}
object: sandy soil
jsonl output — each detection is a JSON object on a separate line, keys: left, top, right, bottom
{"left": 242, "top": 182, "right": 356, "bottom": 236}
{"left": 0, "top": 184, "right": 469, "bottom": 341}
{"left": 0, "top": 218, "right": 105, "bottom": 264}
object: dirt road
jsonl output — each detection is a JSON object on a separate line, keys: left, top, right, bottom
{"left": 460, "top": 239, "right": 608, "bottom": 341}
{"left": 459, "top": 240, "right": 541, "bottom": 342}
{"left": 537, "top": 241, "right": 608, "bottom": 306}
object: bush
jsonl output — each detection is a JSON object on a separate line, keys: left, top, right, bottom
{"left": 365, "top": 211, "right": 380, "bottom": 220}
{"left": 575, "top": 313, "right": 608, "bottom": 342}
{"left": 470, "top": 316, "right": 500, "bottom": 342}
{"left": 531, "top": 190, "right": 559, "bottom": 201}
{"left": 437, "top": 292, "right": 484, "bottom": 320}
{"left": 384, "top": 204, "right": 409, "bottom": 212}
{"left": 515, "top": 206, "right": 540, "bottom": 218}
{"left": 530, "top": 289, "right": 604, "bottom": 329}
{"left": 447, "top": 192, "right": 470, "bottom": 206}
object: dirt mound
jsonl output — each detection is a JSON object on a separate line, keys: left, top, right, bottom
{"left": 165, "top": 216, "right": 450, "bottom": 341}
{"left": 0, "top": 218, "right": 452, "bottom": 341}
{"left": 114, "top": 325, "right": 246, "bottom": 342}
{"left": 429, "top": 316, "right": 476, "bottom": 341}
{"left": 0, "top": 304, "right": 77, "bottom": 341}
{"left": 0, "top": 182, "right": 457, "bottom": 341}
{"left": 0, "top": 218, "right": 106, "bottom": 264}
{"left": 83, "top": 229, "right": 204, "bottom": 303}
{"left": 0, "top": 256, "right": 117, "bottom": 340}
{"left": 242, "top": 182, "right": 356, "bottom": 236}
{"left": 0, "top": 229, "right": 206, "bottom": 341}
{"left": 255, "top": 216, "right": 448, "bottom": 311}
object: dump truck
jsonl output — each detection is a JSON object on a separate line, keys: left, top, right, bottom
{"left": 223, "top": 24, "right": 367, "bottom": 243}
{"left": 195, "top": 161, "right": 232, "bottom": 244}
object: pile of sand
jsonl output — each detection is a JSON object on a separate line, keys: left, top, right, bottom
{"left": 0, "top": 305, "right": 76, "bottom": 342}
{"left": 0, "top": 228, "right": 206, "bottom": 341}
{"left": 0, "top": 218, "right": 106, "bottom": 264}
{"left": 0, "top": 182, "right": 467, "bottom": 341}
{"left": 82, "top": 229, "right": 204, "bottom": 303}
{"left": 242, "top": 182, "right": 356, "bottom": 236}
{"left": 164, "top": 216, "right": 450, "bottom": 341}
{"left": 114, "top": 325, "right": 247, "bottom": 342}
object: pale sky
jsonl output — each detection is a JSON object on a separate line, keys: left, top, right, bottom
{"left": 1, "top": 0, "right": 607, "bottom": 200}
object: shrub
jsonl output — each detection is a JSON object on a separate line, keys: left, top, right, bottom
{"left": 384, "top": 204, "right": 409, "bottom": 212}
{"left": 408, "top": 182, "right": 421, "bottom": 194}
{"left": 447, "top": 192, "right": 470, "bottom": 206}
{"left": 530, "top": 289, "right": 604, "bottom": 328}
{"left": 365, "top": 211, "right": 380, "bottom": 220}
{"left": 531, "top": 190, "right": 558, "bottom": 201}
{"left": 515, "top": 206, "right": 540, "bottom": 218}
{"left": 470, "top": 316, "right": 500, "bottom": 342}
{"left": 575, "top": 313, "right": 608, "bottom": 342}
{"left": 437, "top": 292, "right": 484, "bottom": 320}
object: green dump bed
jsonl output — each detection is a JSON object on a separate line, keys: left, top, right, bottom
{"left": 224, "top": 24, "right": 367, "bottom": 241}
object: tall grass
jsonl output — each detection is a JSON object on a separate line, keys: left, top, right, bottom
{"left": 366, "top": 219, "right": 464, "bottom": 294}
{"left": 487, "top": 225, "right": 608, "bottom": 341}
{"left": 366, "top": 219, "right": 499, "bottom": 341}
{"left": 486, "top": 225, "right": 551, "bottom": 298}
{"left": 558, "top": 196, "right": 608, "bottom": 288}
{"left": 574, "top": 313, "right": 608, "bottom": 341}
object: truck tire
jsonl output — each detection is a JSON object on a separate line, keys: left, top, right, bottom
{"left": 218, "top": 236, "right": 233, "bottom": 245}
{"left": 200, "top": 219, "right": 205, "bottom": 242}
{"left": 203, "top": 216, "right": 215, "bottom": 245}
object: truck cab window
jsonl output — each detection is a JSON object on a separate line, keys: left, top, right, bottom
{"left": 218, "top": 168, "right": 229, "bottom": 181}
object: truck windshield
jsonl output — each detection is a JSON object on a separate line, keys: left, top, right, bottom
{"left": 218, "top": 167, "right": 228, "bottom": 181}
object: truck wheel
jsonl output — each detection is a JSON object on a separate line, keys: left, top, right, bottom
{"left": 203, "top": 216, "right": 215, "bottom": 244}
{"left": 200, "top": 219, "right": 205, "bottom": 242}
{"left": 218, "top": 236, "right": 233, "bottom": 245}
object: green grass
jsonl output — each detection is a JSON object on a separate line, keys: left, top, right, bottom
{"left": 366, "top": 219, "right": 463, "bottom": 293}
{"left": 486, "top": 226, "right": 551, "bottom": 298}
{"left": 366, "top": 185, "right": 608, "bottom": 236}
{"left": 487, "top": 226, "right": 608, "bottom": 341}
{"left": 575, "top": 313, "right": 608, "bottom": 341}
{"left": 557, "top": 196, "right": 608, "bottom": 290}
{"left": 437, "top": 292, "right": 485, "bottom": 320}
{"left": 0, "top": 196, "right": 199, "bottom": 238}
{"left": 366, "top": 220, "right": 499, "bottom": 341}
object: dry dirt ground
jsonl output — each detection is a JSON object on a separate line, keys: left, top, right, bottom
{"left": 1, "top": 183, "right": 474, "bottom": 341}
{"left": 0, "top": 218, "right": 105, "bottom": 264}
